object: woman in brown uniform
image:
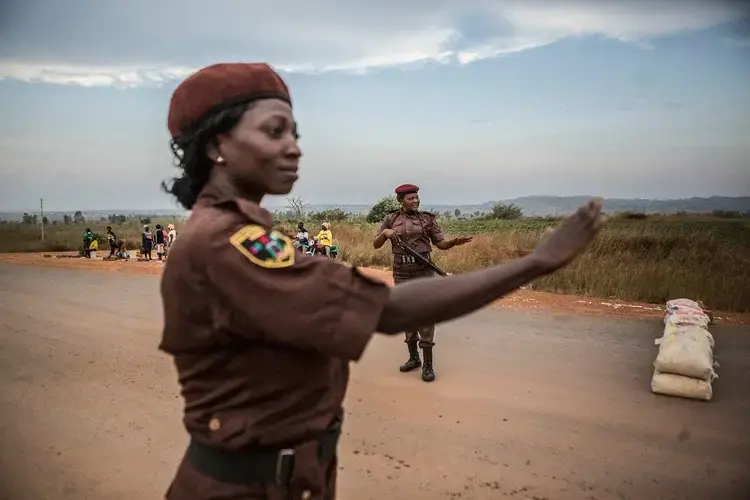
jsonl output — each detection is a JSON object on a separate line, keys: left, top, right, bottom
{"left": 159, "top": 62, "right": 605, "bottom": 500}
{"left": 373, "top": 184, "right": 472, "bottom": 382}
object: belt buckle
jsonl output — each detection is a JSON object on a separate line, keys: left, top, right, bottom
{"left": 275, "top": 448, "right": 295, "bottom": 486}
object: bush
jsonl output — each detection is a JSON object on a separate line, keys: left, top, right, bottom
{"left": 485, "top": 203, "right": 524, "bottom": 220}
{"left": 712, "top": 210, "right": 744, "bottom": 219}
{"left": 617, "top": 211, "right": 649, "bottom": 220}
{"left": 366, "top": 196, "right": 400, "bottom": 223}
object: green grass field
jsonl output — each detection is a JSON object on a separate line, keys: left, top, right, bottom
{"left": 1, "top": 214, "right": 748, "bottom": 312}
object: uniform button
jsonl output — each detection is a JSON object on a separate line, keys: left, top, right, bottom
{"left": 208, "top": 417, "right": 221, "bottom": 431}
{"left": 301, "top": 491, "right": 312, "bottom": 500}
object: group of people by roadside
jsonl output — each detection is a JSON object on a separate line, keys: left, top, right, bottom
{"left": 80, "top": 224, "right": 178, "bottom": 261}
{"left": 140, "top": 223, "right": 177, "bottom": 261}
{"left": 292, "top": 221, "right": 335, "bottom": 257}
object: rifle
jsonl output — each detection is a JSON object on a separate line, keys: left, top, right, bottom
{"left": 395, "top": 239, "right": 448, "bottom": 277}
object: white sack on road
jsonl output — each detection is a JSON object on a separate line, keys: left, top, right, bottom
{"left": 660, "top": 323, "right": 715, "bottom": 348}
{"left": 664, "top": 298, "right": 713, "bottom": 327}
{"left": 663, "top": 309, "right": 711, "bottom": 328}
{"left": 666, "top": 298, "right": 704, "bottom": 312}
{"left": 651, "top": 370, "right": 713, "bottom": 401}
{"left": 654, "top": 325, "right": 716, "bottom": 380}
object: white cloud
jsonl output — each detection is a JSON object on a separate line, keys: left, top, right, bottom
{"left": 0, "top": 0, "right": 746, "bottom": 87}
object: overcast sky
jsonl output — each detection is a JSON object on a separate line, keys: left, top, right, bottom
{"left": 1, "top": 0, "right": 749, "bottom": 211}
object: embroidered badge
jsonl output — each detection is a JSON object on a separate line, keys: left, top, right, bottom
{"left": 229, "top": 225, "right": 295, "bottom": 269}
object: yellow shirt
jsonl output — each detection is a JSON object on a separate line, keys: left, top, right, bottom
{"left": 315, "top": 229, "right": 333, "bottom": 247}
{"left": 89, "top": 240, "right": 99, "bottom": 250}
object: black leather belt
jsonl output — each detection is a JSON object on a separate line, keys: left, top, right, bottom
{"left": 187, "top": 419, "right": 341, "bottom": 486}
{"left": 395, "top": 253, "right": 430, "bottom": 264}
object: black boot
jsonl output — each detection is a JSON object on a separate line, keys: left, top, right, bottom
{"left": 421, "top": 346, "right": 435, "bottom": 382}
{"left": 399, "top": 341, "right": 421, "bottom": 372}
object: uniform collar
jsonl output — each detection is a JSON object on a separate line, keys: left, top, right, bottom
{"left": 196, "top": 182, "right": 274, "bottom": 227}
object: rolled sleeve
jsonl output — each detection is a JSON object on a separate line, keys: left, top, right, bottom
{"left": 429, "top": 218, "right": 446, "bottom": 244}
{"left": 329, "top": 267, "right": 392, "bottom": 360}
{"left": 205, "top": 224, "right": 390, "bottom": 361}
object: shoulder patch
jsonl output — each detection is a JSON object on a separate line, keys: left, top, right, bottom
{"left": 229, "top": 225, "right": 295, "bottom": 269}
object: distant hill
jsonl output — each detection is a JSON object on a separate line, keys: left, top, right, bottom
{"left": 1, "top": 196, "right": 748, "bottom": 221}
{"left": 480, "top": 196, "right": 750, "bottom": 217}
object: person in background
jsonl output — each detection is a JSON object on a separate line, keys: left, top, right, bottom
{"left": 142, "top": 225, "right": 153, "bottom": 260}
{"left": 315, "top": 222, "right": 333, "bottom": 257}
{"left": 294, "top": 221, "right": 310, "bottom": 251}
{"left": 373, "top": 183, "right": 472, "bottom": 382}
{"left": 155, "top": 224, "right": 167, "bottom": 261}
{"left": 106, "top": 226, "right": 119, "bottom": 258}
{"left": 82, "top": 228, "right": 94, "bottom": 258}
{"left": 88, "top": 238, "right": 99, "bottom": 257}
{"left": 167, "top": 224, "right": 177, "bottom": 247}
{"left": 115, "top": 238, "right": 128, "bottom": 259}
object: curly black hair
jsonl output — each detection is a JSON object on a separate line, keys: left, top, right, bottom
{"left": 162, "top": 102, "right": 253, "bottom": 210}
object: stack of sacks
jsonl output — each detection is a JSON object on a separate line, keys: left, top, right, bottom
{"left": 651, "top": 298, "right": 717, "bottom": 401}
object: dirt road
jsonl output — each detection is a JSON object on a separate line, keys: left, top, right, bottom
{"left": 1, "top": 263, "right": 748, "bottom": 500}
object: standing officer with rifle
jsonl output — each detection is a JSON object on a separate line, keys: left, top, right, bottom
{"left": 373, "top": 184, "right": 472, "bottom": 382}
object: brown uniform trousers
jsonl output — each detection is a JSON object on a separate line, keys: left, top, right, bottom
{"left": 392, "top": 256, "right": 436, "bottom": 348}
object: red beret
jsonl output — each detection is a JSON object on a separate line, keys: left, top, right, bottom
{"left": 167, "top": 63, "right": 291, "bottom": 139}
{"left": 395, "top": 184, "right": 419, "bottom": 195}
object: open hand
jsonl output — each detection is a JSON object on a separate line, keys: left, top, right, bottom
{"left": 452, "top": 236, "right": 472, "bottom": 247}
{"left": 530, "top": 199, "right": 605, "bottom": 273}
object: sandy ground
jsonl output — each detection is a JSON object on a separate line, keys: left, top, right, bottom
{"left": 1, "top": 261, "right": 749, "bottom": 500}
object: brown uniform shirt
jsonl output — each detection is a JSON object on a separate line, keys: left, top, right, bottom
{"left": 159, "top": 184, "right": 391, "bottom": 452}
{"left": 377, "top": 210, "right": 445, "bottom": 255}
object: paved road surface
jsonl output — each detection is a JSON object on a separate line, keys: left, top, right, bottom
{"left": 0, "top": 263, "right": 748, "bottom": 500}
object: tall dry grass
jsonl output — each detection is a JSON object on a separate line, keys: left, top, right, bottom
{"left": 2, "top": 215, "right": 748, "bottom": 312}
{"left": 281, "top": 218, "right": 750, "bottom": 312}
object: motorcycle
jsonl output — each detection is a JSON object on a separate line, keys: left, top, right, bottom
{"left": 301, "top": 238, "right": 338, "bottom": 259}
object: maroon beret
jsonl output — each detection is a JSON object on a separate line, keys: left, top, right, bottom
{"left": 167, "top": 63, "right": 292, "bottom": 139}
{"left": 395, "top": 184, "right": 419, "bottom": 195}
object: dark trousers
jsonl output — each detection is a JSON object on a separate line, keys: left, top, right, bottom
{"left": 83, "top": 240, "right": 92, "bottom": 258}
{"left": 393, "top": 257, "right": 436, "bottom": 348}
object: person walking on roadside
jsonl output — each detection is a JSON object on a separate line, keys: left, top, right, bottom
{"left": 158, "top": 62, "right": 605, "bottom": 500}
{"left": 373, "top": 184, "right": 472, "bottom": 382}
{"left": 167, "top": 224, "right": 177, "bottom": 247}
{"left": 106, "top": 226, "right": 119, "bottom": 258}
{"left": 141, "top": 225, "right": 153, "bottom": 260}
{"left": 155, "top": 224, "right": 167, "bottom": 261}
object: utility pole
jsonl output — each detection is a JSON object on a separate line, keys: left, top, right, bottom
{"left": 40, "top": 198, "right": 45, "bottom": 242}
